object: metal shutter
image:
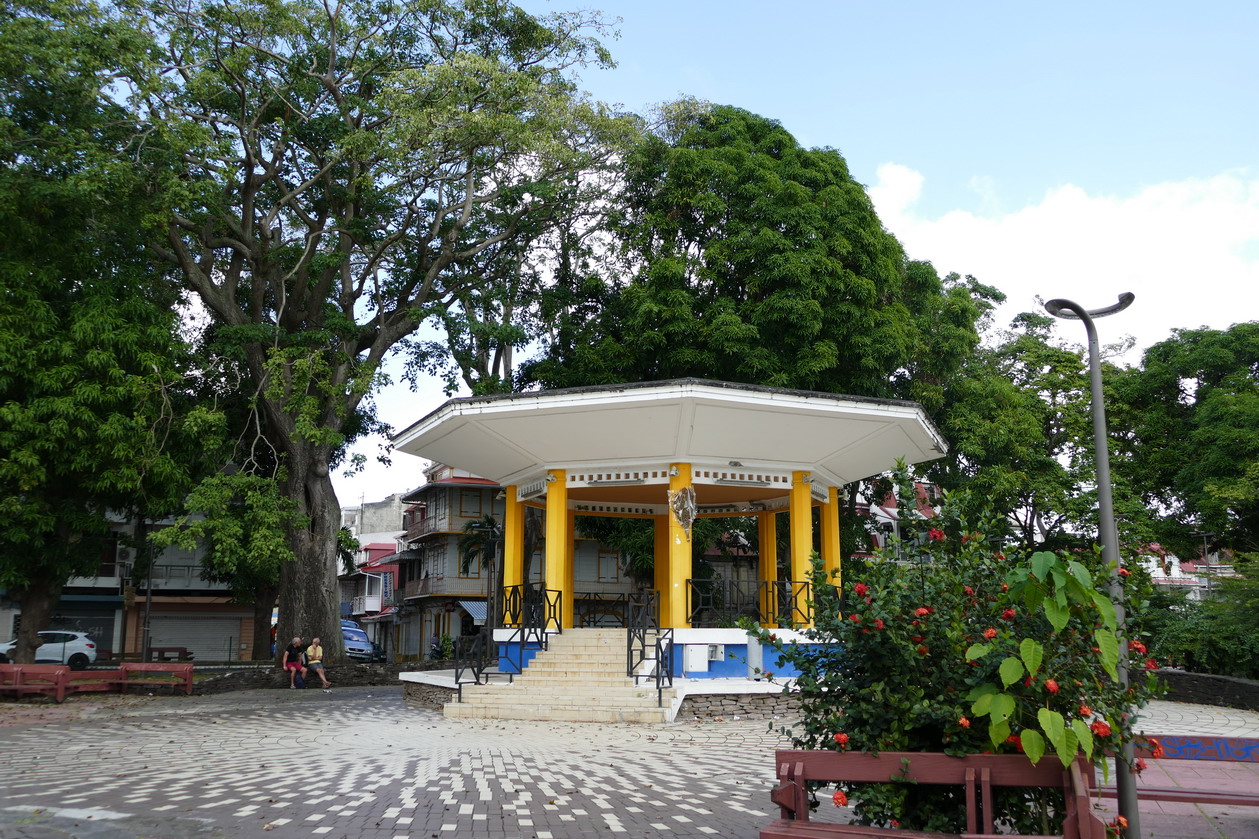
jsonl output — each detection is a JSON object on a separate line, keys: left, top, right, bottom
{"left": 150, "top": 613, "right": 250, "bottom": 662}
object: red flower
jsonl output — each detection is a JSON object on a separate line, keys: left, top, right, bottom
{"left": 1144, "top": 658, "right": 1159, "bottom": 671}
{"left": 1133, "top": 758, "right": 1148, "bottom": 774}
{"left": 833, "top": 732, "right": 849, "bottom": 746}
{"left": 1112, "top": 814, "right": 1128, "bottom": 831}
{"left": 1045, "top": 679, "right": 1059, "bottom": 694}
{"left": 1002, "top": 608, "right": 1016, "bottom": 620}
{"left": 1129, "top": 640, "right": 1147, "bottom": 654}
{"left": 914, "top": 607, "right": 929, "bottom": 617}
{"left": 832, "top": 789, "right": 848, "bottom": 807}
{"left": 1000, "top": 583, "right": 1009, "bottom": 592}
{"left": 1079, "top": 704, "right": 1093, "bottom": 717}
{"left": 928, "top": 528, "right": 946, "bottom": 542}
{"left": 963, "top": 586, "right": 974, "bottom": 596}
{"left": 958, "top": 716, "right": 970, "bottom": 728}
{"left": 873, "top": 619, "right": 884, "bottom": 630}
{"left": 764, "top": 672, "right": 774, "bottom": 680}
{"left": 983, "top": 628, "right": 997, "bottom": 640}
{"left": 995, "top": 553, "right": 1006, "bottom": 561}
{"left": 890, "top": 820, "right": 900, "bottom": 828}
{"left": 916, "top": 644, "right": 929, "bottom": 657}
{"left": 853, "top": 583, "right": 869, "bottom": 596}
{"left": 1006, "top": 734, "right": 1024, "bottom": 753}
{"left": 849, "top": 613, "right": 861, "bottom": 623}
{"left": 1090, "top": 720, "right": 1112, "bottom": 738}
{"left": 910, "top": 635, "right": 924, "bottom": 643}
{"left": 1149, "top": 738, "right": 1166, "bottom": 759}
{"left": 1118, "top": 568, "right": 1131, "bottom": 577}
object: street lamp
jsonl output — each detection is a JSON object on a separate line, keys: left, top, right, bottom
{"left": 1044, "top": 291, "right": 1140, "bottom": 838}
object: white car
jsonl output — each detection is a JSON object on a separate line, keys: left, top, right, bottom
{"left": 0, "top": 630, "right": 98, "bottom": 670}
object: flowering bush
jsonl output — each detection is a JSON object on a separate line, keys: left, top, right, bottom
{"left": 754, "top": 468, "right": 1161, "bottom": 833}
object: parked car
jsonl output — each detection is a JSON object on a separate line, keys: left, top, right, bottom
{"left": 0, "top": 631, "right": 98, "bottom": 670}
{"left": 342, "top": 625, "right": 383, "bottom": 662}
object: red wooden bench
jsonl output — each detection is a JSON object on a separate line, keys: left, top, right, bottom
{"left": 1, "top": 662, "right": 194, "bottom": 701}
{"left": 0, "top": 664, "right": 72, "bottom": 703}
{"left": 763, "top": 750, "right": 1107, "bottom": 839}
{"left": 119, "top": 661, "right": 195, "bottom": 695}
{"left": 1095, "top": 735, "right": 1259, "bottom": 808}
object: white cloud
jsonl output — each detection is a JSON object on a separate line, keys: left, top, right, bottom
{"left": 871, "top": 164, "right": 1259, "bottom": 355}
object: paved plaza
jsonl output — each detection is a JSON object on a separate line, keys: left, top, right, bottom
{"left": 2, "top": 687, "right": 1258, "bottom": 839}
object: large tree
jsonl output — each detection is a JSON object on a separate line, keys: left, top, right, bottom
{"left": 118, "top": 0, "right": 625, "bottom": 656}
{"left": 525, "top": 103, "right": 985, "bottom": 404}
{"left": 0, "top": 0, "right": 213, "bottom": 660}
{"left": 1112, "top": 322, "right": 1259, "bottom": 557}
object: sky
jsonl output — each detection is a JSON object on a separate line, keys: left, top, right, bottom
{"left": 333, "top": 0, "right": 1259, "bottom": 506}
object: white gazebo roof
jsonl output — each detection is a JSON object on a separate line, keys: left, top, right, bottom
{"left": 392, "top": 379, "right": 946, "bottom": 495}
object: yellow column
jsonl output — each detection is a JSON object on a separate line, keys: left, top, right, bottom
{"left": 821, "top": 485, "right": 842, "bottom": 589}
{"left": 667, "top": 463, "right": 693, "bottom": 629}
{"left": 758, "top": 511, "right": 778, "bottom": 626}
{"left": 544, "top": 469, "right": 571, "bottom": 629}
{"left": 789, "top": 471, "right": 814, "bottom": 583}
{"left": 653, "top": 515, "right": 671, "bottom": 627}
{"left": 565, "top": 510, "right": 577, "bottom": 630}
{"left": 501, "top": 485, "right": 523, "bottom": 627}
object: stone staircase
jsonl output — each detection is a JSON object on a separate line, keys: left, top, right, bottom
{"left": 442, "top": 628, "right": 675, "bottom": 723}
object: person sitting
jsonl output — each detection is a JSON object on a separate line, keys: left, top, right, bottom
{"left": 305, "top": 637, "right": 331, "bottom": 688}
{"left": 281, "top": 635, "right": 308, "bottom": 688}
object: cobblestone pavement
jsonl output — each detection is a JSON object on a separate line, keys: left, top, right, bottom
{"left": 2, "top": 689, "right": 1257, "bottom": 839}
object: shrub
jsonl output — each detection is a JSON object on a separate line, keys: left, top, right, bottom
{"left": 755, "top": 468, "right": 1160, "bottom": 833}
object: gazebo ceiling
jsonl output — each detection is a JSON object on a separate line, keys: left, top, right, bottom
{"left": 392, "top": 379, "right": 948, "bottom": 490}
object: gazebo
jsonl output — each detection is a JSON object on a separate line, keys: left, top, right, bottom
{"left": 391, "top": 378, "right": 946, "bottom": 635}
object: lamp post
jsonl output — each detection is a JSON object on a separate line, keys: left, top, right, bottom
{"left": 1044, "top": 292, "right": 1139, "bottom": 838}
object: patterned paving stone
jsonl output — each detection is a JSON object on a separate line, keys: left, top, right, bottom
{"left": 2, "top": 689, "right": 1258, "bottom": 838}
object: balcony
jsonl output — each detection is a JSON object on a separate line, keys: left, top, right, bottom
{"left": 351, "top": 594, "right": 383, "bottom": 615}
{"left": 402, "top": 576, "right": 488, "bottom": 599}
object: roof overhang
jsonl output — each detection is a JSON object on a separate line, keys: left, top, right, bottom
{"left": 392, "top": 379, "right": 947, "bottom": 491}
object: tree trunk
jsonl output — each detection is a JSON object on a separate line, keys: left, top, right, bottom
{"left": 275, "top": 441, "right": 344, "bottom": 664}
{"left": 251, "top": 579, "right": 280, "bottom": 661}
{"left": 11, "top": 565, "right": 66, "bottom": 664}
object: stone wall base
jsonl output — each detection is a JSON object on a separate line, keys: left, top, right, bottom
{"left": 404, "top": 681, "right": 457, "bottom": 708}
{"left": 195, "top": 662, "right": 446, "bottom": 694}
{"left": 677, "top": 691, "right": 800, "bottom": 721}
{"left": 1158, "top": 669, "right": 1259, "bottom": 713}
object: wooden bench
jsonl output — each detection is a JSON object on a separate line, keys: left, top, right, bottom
{"left": 148, "top": 646, "right": 194, "bottom": 662}
{"left": 119, "top": 661, "right": 195, "bottom": 695}
{"left": 763, "top": 750, "right": 1107, "bottom": 839}
{"left": 1096, "top": 734, "right": 1259, "bottom": 809}
{"left": 0, "top": 664, "right": 72, "bottom": 703}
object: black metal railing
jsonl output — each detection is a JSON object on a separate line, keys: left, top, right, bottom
{"left": 496, "top": 582, "right": 562, "bottom": 688}
{"left": 574, "top": 591, "right": 646, "bottom": 627}
{"left": 626, "top": 591, "right": 673, "bottom": 707}
{"left": 686, "top": 578, "right": 767, "bottom": 627}
{"left": 686, "top": 579, "right": 812, "bottom": 627}
{"left": 452, "top": 629, "right": 492, "bottom": 692}
{"left": 770, "top": 580, "right": 812, "bottom": 627}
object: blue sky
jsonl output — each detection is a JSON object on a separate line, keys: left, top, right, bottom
{"left": 334, "top": 0, "right": 1259, "bottom": 503}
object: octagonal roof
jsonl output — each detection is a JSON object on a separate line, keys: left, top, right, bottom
{"left": 392, "top": 379, "right": 947, "bottom": 490}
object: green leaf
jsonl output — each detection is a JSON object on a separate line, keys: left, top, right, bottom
{"left": 999, "top": 655, "right": 1025, "bottom": 687}
{"left": 972, "top": 692, "right": 995, "bottom": 717}
{"left": 990, "top": 693, "right": 1015, "bottom": 724}
{"left": 1090, "top": 591, "right": 1118, "bottom": 631}
{"left": 966, "top": 683, "right": 998, "bottom": 702}
{"left": 1071, "top": 719, "right": 1095, "bottom": 759}
{"left": 1067, "top": 559, "right": 1093, "bottom": 590}
{"left": 1030, "top": 551, "right": 1054, "bottom": 581}
{"left": 1018, "top": 639, "right": 1044, "bottom": 676}
{"left": 1043, "top": 598, "right": 1069, "bottom": 632}
{"left": 1094, "top": 628, "right": 1120, "bottom": 681}
{"left": 1038, "top": 707, "right": 1066, "bottom": 756}
{"left": 1056, "top": 728, "right": 1079, "bottom": 768}
{"left": 1022, "top": 729, "right": 1047, "bottom": 765}
{"left": 989, "top": 718, "right": 1011, "bottom": 750}
{"left": 965, "top": 643, "right": 993, "bottom": 661}
{"left": 1023, "top": 583, "right": 1045, "bottom": 615}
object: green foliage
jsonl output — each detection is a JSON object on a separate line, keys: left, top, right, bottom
{"left": 753, "top": 466, "right": 1160, "bottom": 832}
{"left": 1137, "top": 577, "right": 1259, "bottom": 679}
{"left": 1112, "top": 323, "right": 1259, "bottom": 556}
{"left": 526, "top": 105, "right": 985, "bottom": 402}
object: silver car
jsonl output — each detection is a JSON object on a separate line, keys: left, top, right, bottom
{"left": 0, "top": 630, "right": 99, "bottom": 670}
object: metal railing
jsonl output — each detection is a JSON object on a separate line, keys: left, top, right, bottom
{"left": 686, "top": 579, "right": 812, "bottom": 627}
{"left": 626, "top": 591, "right": 673, "bottom": 707}
{"left": 455, "top": 582, "right": 561, "bottom": 702}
